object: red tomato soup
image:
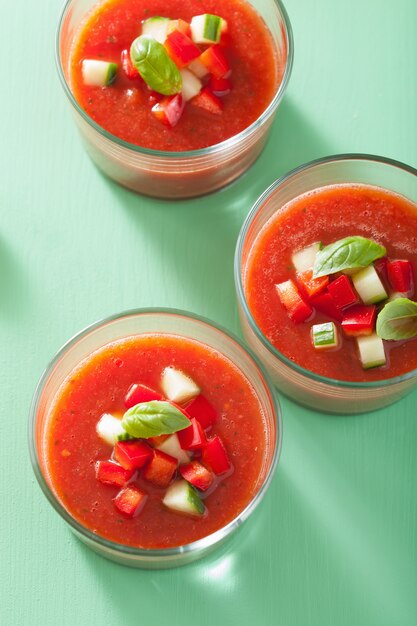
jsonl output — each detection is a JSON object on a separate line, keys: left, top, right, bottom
{"left": 70, "top": 0, "right": 279, "bottom": 150}
{"left": 244, "top": 184, "right": 417, "bottom": 382}
{"left": 45, "top": 334, "right": 268, "bottom": 548}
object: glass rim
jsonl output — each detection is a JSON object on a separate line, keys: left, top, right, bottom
{"left": 28, "top": 307, "right": 282, "bottom": 559}
{"left": 234, "top": 152, "right": 417, "bottom": 390}
{"left": 55, "top": 0, "right": 294, "bottom": 160}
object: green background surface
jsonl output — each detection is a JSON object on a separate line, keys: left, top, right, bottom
{"left": 2, "top": 0, "right": 417, "bottom": 624}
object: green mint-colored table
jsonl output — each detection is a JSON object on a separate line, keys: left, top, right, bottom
{"left": 2, "top": 0, "right": 416, "bottom": 624}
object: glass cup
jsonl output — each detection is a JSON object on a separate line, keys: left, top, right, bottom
{"left": 235, "top": 154, "right": 417, "bottom": 414}
{"left": 56, "top": 0, "right": 293, "bottom": 198}
{"left": 29, "top": 309, "right": 281, "bottom": 568}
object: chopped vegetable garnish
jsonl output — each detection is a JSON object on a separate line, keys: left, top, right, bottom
{"left": 191, "top": 87, "right": 223, "bottom": 114}
{"left": 184, "top": 394, "right": 217, "bottom": 429}
{"left": 141, "top": 16, "right": 170, "bottom": 44}
{"left": 199, "top": 45, "right": 230, "bottom": 78}
{"left": 311, "top": 322, "right": 339, "bottom": 350}
{"left": 82, "top": 59, "right": 118, "bottom": 87}
{"left": 143, "top": 449, "right": 178, "bottom": 488}
{"left": 114, "top": 440, "right": 153, "bottom": 471}
{"left": 275, "top": 279, "right": 312, "bottom": 323}
{"left": 310, "top": 292, "right": 343, "bottom": 322}
{"left": 296, "top": 269, "right": 329, "bottom": 299}
{"left": 387, "top": 260, "right": 414, "bottom": 295}
{"left": 164, "top": 30, "right": 201, "bottom": 68}
{"left": 161, "top": 367, "right": 200, "bottom": 404}
{"left": 124, "top": 383, "right": 163, "bottom": 409}
{"left": 156, "top": 433, "right": 190, "bottom": 464}
{"left": 356, "top": 333, "right": 386, "bottom": 369}
{"left": 190, "top": 14, "right": 224, "bottom": 44}
{"left": 179, "top": 461, "right": 214, "bottom": 491}
{"left": 292, "top": 242, "right": 322, "bottom": 273}
{"left": 202, "top": 436, "right": 231, "bottom": 475}
{"left": 327, "top": 275, "right": 359, "bottom": 309}
{"left": 113, "top": 485, "right": 147, "bottom": 518}
{"left": 152, "top": 94, "right": 185, "bottom": 127}
{"left": 163, "top": 479, "right": 206, "bottom": 516}
{"left": 96, "top": 413, "right": 130, "bottom": 445}
{"left": 95, "top": 460, "right": 135, "bottom": 486}
{"left": 177, "top": 417, "right": 206, "bottom": 450}
{"left": 351, "top": 265, "right": 387, "bottom": 304}
{"left": 341, "top": 305, "right": 376, "bottom": 337}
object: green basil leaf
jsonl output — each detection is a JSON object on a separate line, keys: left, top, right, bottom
{"left": 130, "top": 36, "right": 182, "bottom": 95}
{"left": 121, "top": 401, "right": 190, "bottom": 439}
{"left": 313, "top": 236, "right": 386, "bottom": 278}
{"left": 376, "top": 298, "right": 417, "bottom": 340}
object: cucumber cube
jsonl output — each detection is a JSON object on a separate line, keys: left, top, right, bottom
{"left": 292, "top": 242, "right": 322, "bottom": 273}
{"left": 161, "top": 367, "right": 200, "bottom": 404}
{"left": 190, "top": 14, "right": 223, "bottom": 44}
{"left": 188, "top": 59, "right": 209, "bottom": 78}
{"left": 357, "top": 333, "right": 386, "bottom": 369}
{"left": 96, "top": 413, "right": 129, "bottom": 445}
{"left": 156, "top": 433, "right": 190, "bottom": 464}
{"left": 352, "top": 265, "right": 387, "bottom": 304}
{"left": 163, "top": 479, "right": 205, "bottom": 517}
{"left": 311, "top": 322, "right": 338, "bottom": 350}
{"left": 142, "top": 16, "right": 170, "bottom": 43}
{"left": 180, "top": 69, "right": 202, "bottom": 101}
{"left": 82, "top": 60, "right": 118, "bottom": 87}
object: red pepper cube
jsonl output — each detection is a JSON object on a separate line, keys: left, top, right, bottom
{"left": 124, "top": 383, "right": 163, "bottom": 409}
{"left": 164, "top": 30, "right": 201, "bottom": 68}
{"left": 143, "top": 450, "right": 177, "bottom": 488}
{"left": 184, "top": 394, "right": 217, "bottom": 429}
{"left": 275, "top": 279, "right": 313, "bottom": 324}
{"left": 327, "top": 275, "right": 359, "bottom": 309}
{"left": 190, "top": 87, "right": 223, "bottom": 115}
{"left": 387, "top": 260, "right": 414, "bottom": 294}
{"left": 113, "top": 485, "right": 147, "bottom": 518}
{"left": 296, "top": 269, "right": 329, "bottom": 299}
{"left": 374, "top": 257, "right": 389, "bottom": 285}
{"left": 121, "top": 49, "right": 140, "bottom": 80}
{"left": 202, "top": 436, "right": 231, "bottom": 475}
{"left": 310, "top": 291, "right": 343, "bottom": 322}
{"left": 167, "top": 19, "right": 191, "bottom": 37}
{"left": 199, "top": 46, "right": 230, "bottom": 79}
{"left": 208, "top": 76, "right": 231, "bottom": 96}
{"left": 341, "top": 304, "right": 376, "bottom": 337}
{"left": 114, "top": 440, "right": 153, "bottom": 471}
{"left": 152, "top": 94, "right": 185, "bottom": 128}
{"left": 179, "top": 461, "right": 213, "bottom": 491}
{"left": 177, "top": 418, "right": 206, "bottom": 450}
{"left": 95, "top": 461, "right": 135, "bottom": 487}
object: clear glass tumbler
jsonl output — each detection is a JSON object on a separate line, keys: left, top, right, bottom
{"left": 235, "top": 154, "right": 417, "bottom": 414}
{"left": 29, "top": 309, "right": 281, "bottom": 568}
{"left": 56, "top": 0, "right": 293, "bottom": 198}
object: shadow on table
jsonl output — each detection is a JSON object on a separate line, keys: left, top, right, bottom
{"left": 97, "top": 97, "right": 333, "bottom": 324}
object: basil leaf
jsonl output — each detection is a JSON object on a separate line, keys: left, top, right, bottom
{"left": 313, "top": 236, "right": 386, "bottom": 278}
{"left": 121, "top": 401, "right": 190, "bottom": 439}
{"left": 130, "top": 36, "right": 182, "bottom": 95}
{"left": 376, "top": 298, "right": 417, "bottom": 340}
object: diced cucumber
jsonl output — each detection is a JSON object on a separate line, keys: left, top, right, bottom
{"left": 352, "top": 265, "right": 387, "bottom": 304}
{"left": 188, "top": 59, "right": 209, "bottom": 79}
{"left": 190, "top": 14, "right": 223, "bottom": 44}
{"left": 161, "top": 367, "right": 200, "bottom": 404}
{"left": 356, "top": 333, "right": 386, "bottom": 369}
{"left": 156, "top": 433, "right": 190, "bottom": 464}
{"left": 292, "top": 242, "right": 322, "bottom": 273}
{"left": 311, "top": 322, "right": 338, "bottom": 350}
{"left": 180, "top": 69, "right": 202, "bottom": 101}
{"left": 96, "top": 413, "right": 129, "bottom": 445}
{"left": 162, "top": 479, "right": 205, "bottom": 517}
{"left": 142, "top": 16, "right": 170, "bottom": 43}
{"left": 388, "top": 291, "right": 407, "bottom": 301}
{"left": 82, "top": 60, "right": 118, "bottom": 87}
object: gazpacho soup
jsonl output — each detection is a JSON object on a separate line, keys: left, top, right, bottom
{"left": 69, "top": 0, "right": 280, "bottom": 150}
{"left": 244, "top": 184, "right": 417, "bottom": 382}
{"left": 45, "top": 333, "right": 269, "bottom": 548}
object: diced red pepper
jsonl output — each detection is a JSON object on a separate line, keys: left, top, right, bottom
{"left": 275, "top": 279, "right": 313, "bottom": 323}
{"left": 310, "top": 292, "right": 343, "bottom": 322}
{"left": 190, "top": 87, "right": 223, "bottom": 115}
{"left": 167, "top": 19, "right": 191, "bottom": 37}
{"left": 296, "top": 269, "right": 329, "bottom": 299}
{"left": 148, "top": 434, "right": 170, "bottom": 447}
{"left": 199, "top": 46, "right": 230, "bottom": 79}
{"left": 374, "top": 257, "right": 389, "bottom": 285}
{"left": 387, "top": 260, "right": 414, "bottom": 294}
{"left": 208, "top": 76, "right": 231, "bottom": 96}
{"left": 184, "top": 394, "right": 217, "bottom": 429}
{"left": 327, "top": 275, "right": 359, "bottom": 309}
{"left": 164, "top": 30, "right": 201, "bottom": 68}
{"left": 148, "top": 90, "right": 162, "bottom": 105}
{"left": 201, "top": 436, "right": 231, "bottom": 475}
{"left": 95, "top": 461, "right": 134, "bottom": 487}
{"left": 121, "top": 49, "right": 141, "bottom": 80}
{"left": 179, "top": 461, "right": 213, "bottom": 491}
{"left": 341, "top": 304, "right": 376, "bottom": 336}
{"left": 114, "top": 440, "right": 153, "bottom": 471}
{"left": 177, "top": 418, "right": 206, "bottom": 450}
{"left": 113, "top": 485, "right": 147, "bottom": 517}
{"left": 124, "top": 383, "right": 163, "bottom": 409}
{"left": 152, "top": 94, "right": 184, "bottom": 128}
{"left": 143, "top": 450, "right": 177, "bottom": 488}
